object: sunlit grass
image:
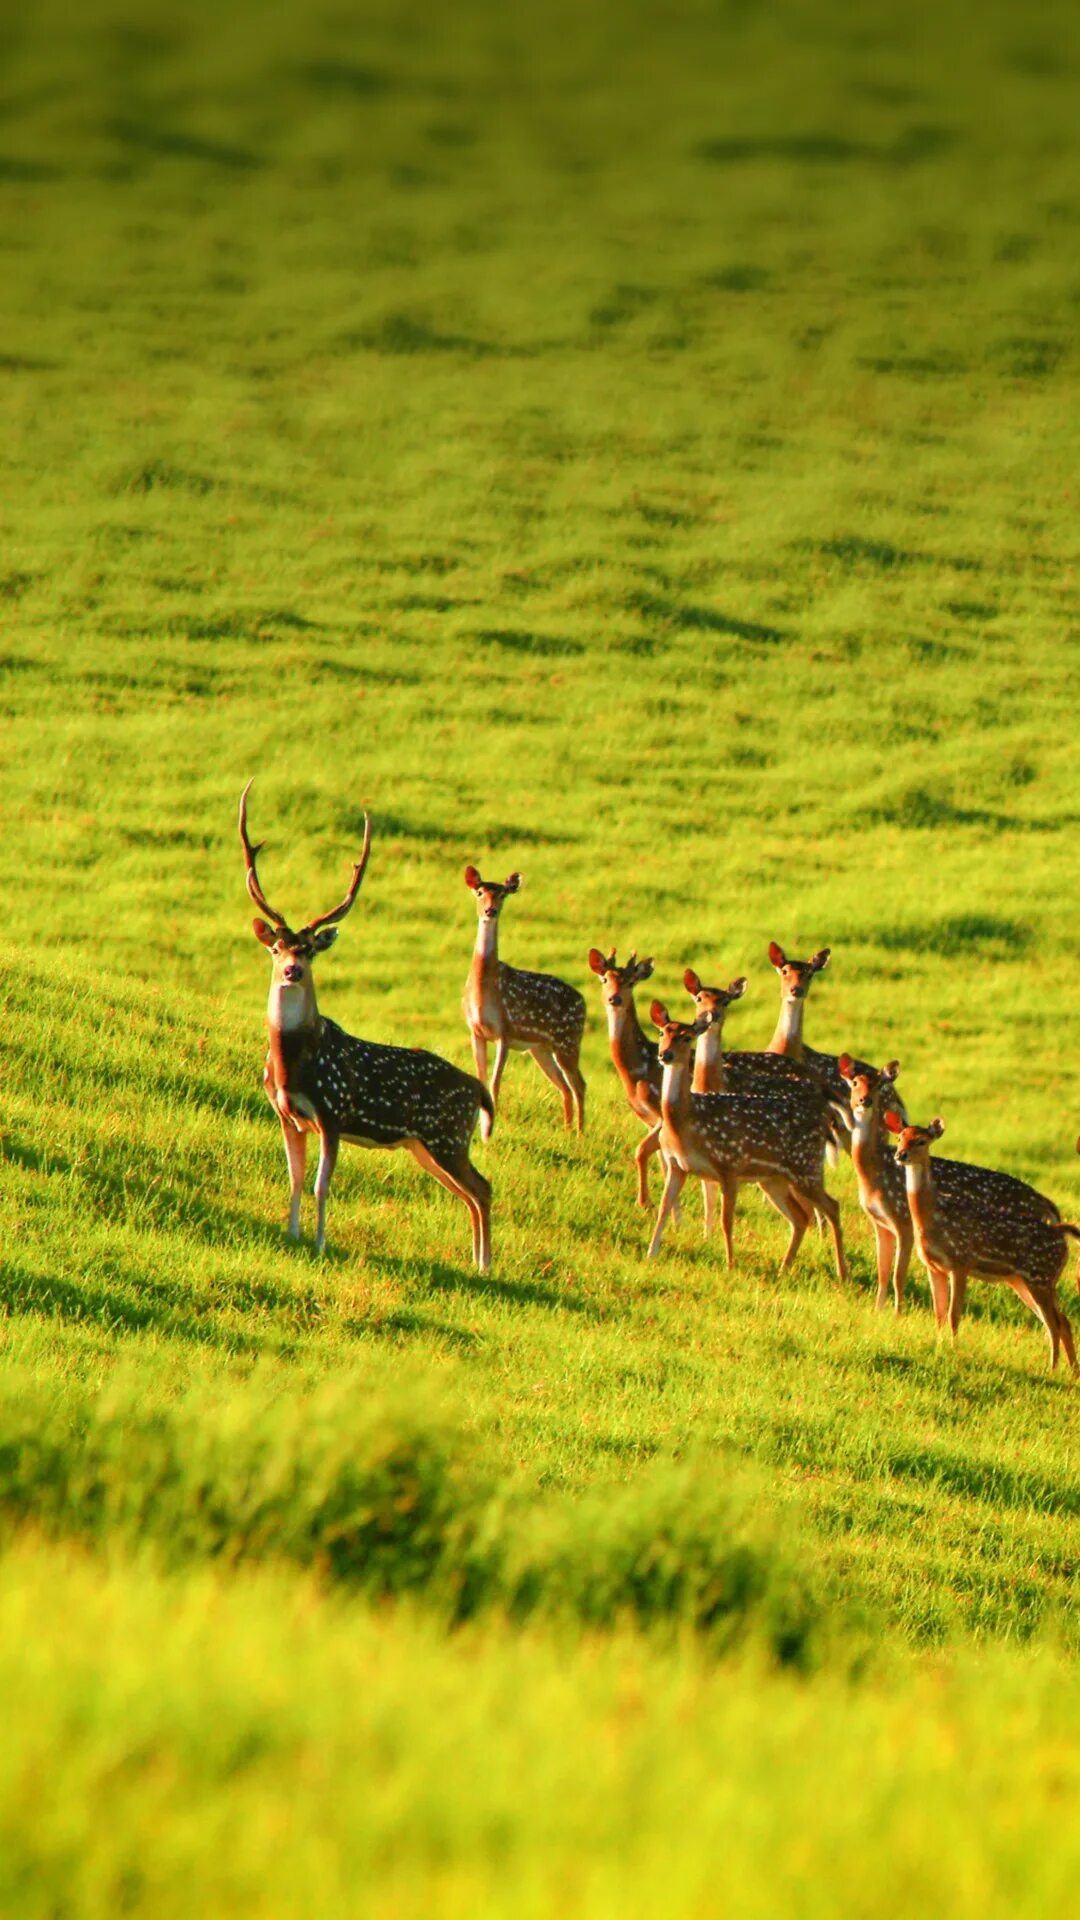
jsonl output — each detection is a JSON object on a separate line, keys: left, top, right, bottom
{"left": 1, "top": 0, "right": 1079, "bottom": 1910}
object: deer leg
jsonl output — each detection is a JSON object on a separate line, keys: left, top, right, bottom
{"left": 804, "top": 1187, "right": 847, "bottom": 1284}
{"left": 947, "top": 1269, "right": 969, "bottom": 1340}
{"left": 763, "top": 1180, "right": 811, "bottom": 1275}
{"left": 313, "top": 1130, "right": 339, "bottom": 1254}
{"left": 409, "top": 1140, "right": 493, "bottom": 1274}
{"left": 471, "top": 1033, "right": 493, "bottom": 1139}
{"left": 529, "top": 1046, "right": 574, "bottom": 1128}
{"left": 647, "top": 1161, "right": 687, "bottom": 1259}
{"left": 553, "top": 1047, "right": 586, "bottom": 1135}
{"left": 490, "top": 1036, "right": 511, "bottom": 1112}
{"left": 925, "top": 1263, "right": 950, "bottom": 1329}
{"left": 635, "top": 1124, "right": 663, "bottom": 1208}
{"left": 702, "top": 1178, "right": 718, "bottom": 1237}
{"left": 280, "top": 1118, "right": 308, "bottom": 1240}
{"left": 871, "top": 1221, "right": 894, "bottom": 1312}
{"left": 1008, "top": 1278, "right": 1069, "bottom": 1372}
{"left": 718, "top": 1175, "right": 738, "bottom": 1269}
{"left": 893, "top": 1221, "right": 914, "bottom": 1314}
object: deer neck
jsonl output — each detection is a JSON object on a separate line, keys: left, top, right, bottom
{"left": 660, "top": 1050, "right": 693, "bottom": 1133}
{"left": 266, "top": 977, "right": 321, "bottom": 1086}
{"left": 849, "top": 1103, "right": 884, "bottom": 1189}
{"left": 469, "top": 914, "right": 501, "bottom": 984}
{"left": 692, "top": 1019, "right": 726, "bottom": 1094}
{"left": 606, "top": 990, "right": 651, "bottom": 1082}
{"left": 899, "top": 1152, "right": 937, "bottom": 1240}
{"left": 768, "top": 994, "right": 805, "bottom": 1056}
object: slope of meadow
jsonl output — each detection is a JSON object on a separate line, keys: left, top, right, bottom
{"left": 1, "top": 0, "right": 1079, "bottom": 1912}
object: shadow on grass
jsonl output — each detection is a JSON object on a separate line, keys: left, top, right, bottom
{"left": 473, "top": 628, "right": 585, "bottom": 658}
{"left": 0, "top": 1258, "right": 264, "bottom": 1354}
{"left": 107, "top": 117, "right": 263, "bottom": 171}
{"left": 864, "top": 912, "right": 1032, "bottom": 957}
{"left": 413, "top": 1256, "right": 599, "bottom": 1317}
{"left": 865, "top": 786, "right": 1063, "bottom": 834}
{"left": 625, "top": 591, "right": 785, "bottom": 643}
{"left": 883, "top": 1441, "right": 1080, "bottom": 1517}
{"left": 810, "top": 535, "right": 981, "bottom": 572}
{"left": 694, "top": 125, "right": 957, "bottom": 167}
{"left": 0, "top": 1248, "right": 482, "bottom": 1357}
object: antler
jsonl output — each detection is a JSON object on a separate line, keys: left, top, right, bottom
{"left": 238, "top": 778, "right": 289, "bottom": 928}
{"left": 304, "top": 810, "right": 372, "bottom": 934}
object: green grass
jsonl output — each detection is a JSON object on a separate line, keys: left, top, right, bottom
{"left": 2, "top": 0, "right": 1080, "bottom": 1910}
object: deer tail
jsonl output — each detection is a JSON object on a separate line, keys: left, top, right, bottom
{"left": 478, "top": 1085, "right": 496, "bottom": 1137}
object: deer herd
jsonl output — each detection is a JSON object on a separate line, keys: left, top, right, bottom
{"left": 240, "top": 784, "right": 1080, "bottom": 1376}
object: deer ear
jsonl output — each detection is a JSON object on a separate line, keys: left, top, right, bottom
{"left": 464, "top": 865, "right": 481, "bottom": 889}
{"left": 726, "top": 977, "right": 747, "bottom": 1001}
{"left": 768, "top": 941, "right": 785, "bottom": 968}
{"left": 683, "top": 968, "right": 701, "bottom": 995}
{"left": 649, "top": 1000, "right": 668, "bottom": 1029}
{"left": 636, "top": 957, "right": 655, "bottom": 981}
{"left": 810, "top": 947, "right": 831, "bottom": 972}
{"left": 503, "top": 871, "right": 522, "bottom": 893}
{"left": 883, "top": 1060, "right": 900, "bottom": 1082}
{"left": 252, "top": 918, "right": 278, "bottom": 949}
{"left": 587, "top": 948, "right": 606, "bottom": 974}
{"left": 882, "top": 1108, "right": 904, "bottom": 1134}
{"left": 312, "top": 927, "right": 339, "bottom": 952}
{"left": 929, "top": 1116, "right": 945, "bottom": 1139}
{"left": 838, "top": 1053, "right": 854, "bottom": 1079}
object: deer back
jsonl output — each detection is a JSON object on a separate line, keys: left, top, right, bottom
{"left": 296, "top": 1019, "right": 488, "bottom": 1154}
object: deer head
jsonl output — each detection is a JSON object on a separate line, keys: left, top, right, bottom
{"left": 588, "top": 947, "right": 655, "bottom": 1009}
{"left": 767, "top": 941, "right": 831, "bottom": 1002}
{"left": 465, "top": 865, "right": 521, "bottom": 923}
{"left": 239, "top": 778, "right": 371, "bottom": 1006}
{"left": 883, "top": 1112, "right": 944, "bottom": 1165}
{"left": 650, "top": 1001, "right": 708, "bottom": 1066}
{"left": 838, "top": 1054, "right": 904, "bottom": 1123}
{"left": 683, "top": 967, "right": 747, "bottom": 1030}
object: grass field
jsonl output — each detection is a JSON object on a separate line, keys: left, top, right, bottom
{"left": 2, "top": 0, "right": 1080, "bottom": 1912}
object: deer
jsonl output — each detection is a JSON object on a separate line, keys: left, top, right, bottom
{"left": 765, "top": 941, "right": 875, "bottom": 1146}
{"left": 883, "top": 1109, "right": 1078, "bottom": 1371}
{"left": 587, "top": 948, "right": 663, "bottom": 1201}
{"left": 645, "top": 1002, "right": 847, "bottom": 1281}
{"left": 840, "top": 1055, "right": 1062, "bottom": 1316}
{"left": 683, "top": 964, "right": 842, "bottom": 1239}
{"left": 837, "top": 1055, "right": 912, "bottom": 1312}
{"left": 463, "top": 866, "right": 586, "bottom": 1136}
{"left": 240, "top": 782, "right": 493, "bottom": 1271}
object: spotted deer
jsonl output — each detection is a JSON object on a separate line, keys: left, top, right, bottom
{"left": 463, "top": 866, "right": 586, "bottom": 1135}
{"left": 684, "top": 965, "right": 838, "bottom": 1236}
{"left": 840, "top": 1056, "right": 1060, "bottom": 1316}
{"left": 241, "top": 783, "right": 493, "bottom": 1270}
{"left": 685, "top": 967, "right": 832, "bottom": 1102}
{"left": 838, "top": 1055, "right": 912, "bottom": 1312}
{"left": 588, "top": 948, "right": 663, "bottom": 1201}
{"left": 883, "top": 1110, "right": 1078, "bottom": 1370}
{"left": 765, "top": 941, "right": 873, "bottom": 1145}
{"left": 646, "top": 1002, "right": 847, "bottom": 1280}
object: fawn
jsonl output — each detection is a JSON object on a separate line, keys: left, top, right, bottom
{"left": 463, "top": 866, "right": 586, "bottom": 1135}
{"left": 588, "top": 948, "right": 665, "bottom": 1203}
{"left": 646, "top": 1002, "right": 847, "bottom": 1279}
{"left": 837, "top": 1055, "right": 912, "bottom": 1311}
{"left": 765, "top": 941, "right": 877, "bottom": 1144}
{"left": 883, "top": 1110, "right": 1078, "bottom": 1370}
{"left": 241, "top": 783, "right": 493, "bottom": 1270}
{"left": 684, "top": 964, "right": 841, "bottom": 1236}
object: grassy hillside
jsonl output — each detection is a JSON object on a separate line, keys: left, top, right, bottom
{"left": 1, "top": 0, "right": 1079, "bottom": 1912}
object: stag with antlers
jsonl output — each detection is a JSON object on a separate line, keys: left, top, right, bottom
{"left": 240, "top": 782, "right": 493, "bottom": 1270}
